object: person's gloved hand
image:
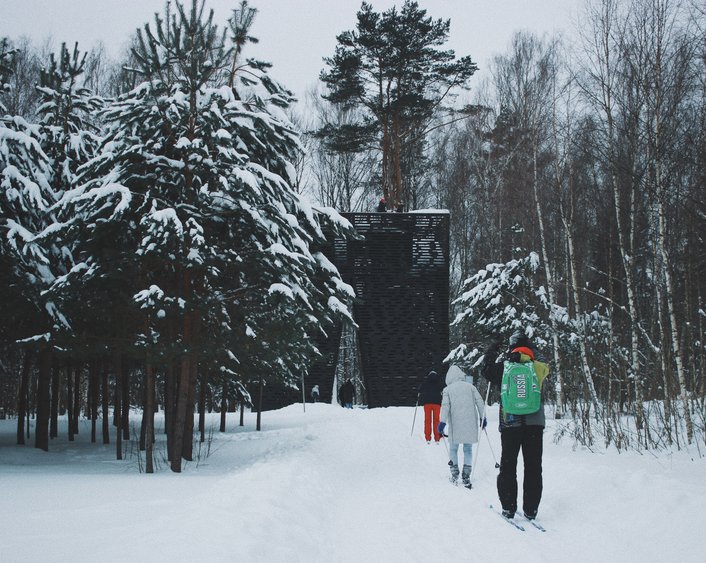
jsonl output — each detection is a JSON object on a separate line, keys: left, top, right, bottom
{"left": 480, "top": 417, "right": 487, "bottom": 430}
{"left": 437, "top": 422, "right": 446, "bottom": 436}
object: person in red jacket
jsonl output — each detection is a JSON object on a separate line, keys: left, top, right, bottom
{"left": 417, "top": 370, "right": 445, "bottom": 443}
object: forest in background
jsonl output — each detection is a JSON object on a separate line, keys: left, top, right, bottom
{"left": 1, "top": 0, "right": 704, "bottom": 472}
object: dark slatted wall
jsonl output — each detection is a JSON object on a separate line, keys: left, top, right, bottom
{"left": 256, "top": 211, "right": 449, "bottom": 410}
{"left": 337, "top": 212, "right": 449, "bottom": 407}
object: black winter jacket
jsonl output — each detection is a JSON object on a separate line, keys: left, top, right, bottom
{"left": 418, "top": 371, "right": 444, "bottom": 405}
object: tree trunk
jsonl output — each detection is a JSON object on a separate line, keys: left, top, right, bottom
{"left": 591, "top": 0, "right": 645, "bottom": 435}
{"left": 647, "top": 2, "right": 693, "bottom": 442}
{"left": 16, "top": 349, "right": 33, "bottom": 445}
{"left": 144, "top": 363, "right": 155, "bottom": 474}
{"left": 114, "top": 353, "right": 122, "bottom": 460}
{"left": 89, "top": 361, "right": 98, "bottom": 443}
{"left": 531, "top": 139, "right": 566, "bottom": 416}
{"left": 391, "top": 109, "right": 404, "bottom": 208}
{"left": 256, "top": 377, "right": 263, "bottom": 431}
{"left": 564, "top": 214, "right": 601, "bottom": 416}
{"left": 101, "top": 363, "right": 110, "bottom": 444}
{"left": 72, "top": 364, "right": 81, "bottom": 435}
{"left": 121, "top": 362, "right": 130, "bottom": 440}
{"left": 220, "top": 379, "right": 227, "bottom": 432}
{"left": 50, "top": 357, "right": 59, "bottom": 439}
{"left": 171, "top": 353, "right": 190, "bottom": 472}
{"left": 181, "top": 350, "right": 198, "bottom": 461}
{"left": 67, "top": 361, "right": 74, "bottom": 442}
{"left": 165, "top": 362, "right": 176, "bottom": 461}
{"left": 170, "top": 303, "right": 193, "bottom": 472}
{"left": 656, "top": 177, "right": 693, "bottom": 442}
{"left": 199, "top": 370, "right": 207, "bottom": 443}
{"left": 140, "top": 375, "right": 147, "bottom": 452}
{"left": 35, "top": 348, "right": 52, "bottom": 451}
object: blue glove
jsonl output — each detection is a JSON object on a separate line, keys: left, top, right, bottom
{"left": 480, "top": 417, "right": 487, "bottom": 430}
{"left": 437, "top": 422, "right": 446, "bottom": 436}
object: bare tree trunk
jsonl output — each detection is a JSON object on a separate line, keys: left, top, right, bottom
{"left": 655, "top": 280, "right": 673, "bottom": 444}
{"left": 171, "top": 352, "right": 190, "bottom": 472}
{"left": 171, "top": 297, "right": 193, "bottom": 472}
{"left": 564, "top": 213, "right": 601, "bottom": 414}
{"left": 165, "top": 362, "right": 176, "bottom": 460}
{"left": 181, "top": 353, "right": 198, "bottom": 461}
{"left": 586, "top": 0, "right": 645, "bottom": 433}
{"left": 89, "top": 361, "right": 98, "bottom": 443}
{"left": 391, "top": 109, "right": 404, "bottom": 208}
{"left": 114, "top": 353, "right": 122, "bottom": 460}
{"left": 34, "top": 348, "right": 52, "bottom": 451}
{"left": 67, "top": 361, "right": 74, "bottom": 442}
{"left": 646, "top": 0, "right": 693, "bottom": 443}
{"left": 199, "top": 370, "right": 207, "bottom": 442}
{"left": 144, "top": 362, "right": 155, "bottom": 474}
{"left": 121, "top": 362, "right": 130, "bottom": 440}
{"left": 656, "top": 180, "right": 693, "bottom": 441}
{"left": 50, "top": 357, "right": 59, "bottom": 439}
{"left": 140, "top": 372, "right": 147, "bottom": 452}
{"left": 256, "top": 377, "right": 263, "bottom": 431}
{"left": 220, "top": 379, "right": 227, "bottom": 433}
{"left": 16, "top": 350, "right": 33, "bottom": 445}
{"left": 101, "top": 363, "right": 110, "bottom": 444}
{"left": 531, "top": 139, "right": 566, "bottom": 416}
{"left": 72, "top": 364, "right": 81, "bottom": 435}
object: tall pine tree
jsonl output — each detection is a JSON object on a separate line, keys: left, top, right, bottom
{"left": 319, "top": 1, "right": 477, "bottom": 210}
{"left": 55, "top": 0, "right": 354, "bottom": 472}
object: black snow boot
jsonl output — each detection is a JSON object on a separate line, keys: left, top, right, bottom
{"left": 501, "top": 509, "right": 515, "bottom": 519}
{"left": 461, "top": 464, "right": 472, "bottom": 489}
{"left": 523, "top": 509, "right": 538, "bottom": 520}
{"left": 448, "top": 460, "right": 459, "bottom": 484}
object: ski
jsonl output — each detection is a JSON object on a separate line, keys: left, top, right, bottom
{"left": 517, "top": 514, "right": 546, "bottom": 532}
{"left": 489, "top": 504, "right": 525, "bottom": 531}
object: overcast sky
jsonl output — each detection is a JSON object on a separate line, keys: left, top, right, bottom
{"left": 0, "top": 0, "right": 583, "bottom": 102}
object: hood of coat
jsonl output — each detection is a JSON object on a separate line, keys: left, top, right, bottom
{"left": 445, "top": 365, "right": 466, "bottom": 385}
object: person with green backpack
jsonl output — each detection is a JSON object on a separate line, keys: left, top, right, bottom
{"left": 482, "top": 332, "right": 550, "bottom": 521}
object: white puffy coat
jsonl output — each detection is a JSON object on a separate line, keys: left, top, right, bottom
{"left": 440, "top": 365, "right": 486, "bottom": 444}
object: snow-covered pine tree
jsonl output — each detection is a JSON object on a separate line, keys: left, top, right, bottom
{"left": 446, "top": 251, "right": 551, "bottom": 371}
{"left": 0, "top": 39, "right": 12, "bottom": 104}
{"left": 55, "top": 0, "right": 354, "bottom": 472}
{"left": 447, "top": 250, "right": 622, "bottom": 430}
{"left": 29, "top": 42, "right": 105, "bottom": 450}
{"left": 0, "top": 38, "right": 59, "bottom": 449}
{"left": 1, "top": 40, "right": 104, "bottom": 451}
{"left": 36, "top": 42, "right": 103, "bottom": 198}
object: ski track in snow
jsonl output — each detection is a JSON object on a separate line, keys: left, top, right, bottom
{"left": 0, "top": 404, "right": 704, "bottom": 562}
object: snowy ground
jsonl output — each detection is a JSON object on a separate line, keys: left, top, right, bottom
{"left": 1, "top": 404, "right": 704, "bottom": 563}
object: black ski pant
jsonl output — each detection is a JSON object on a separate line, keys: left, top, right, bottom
{"left": 497, "top": 425, "right": 543, "bottom": 515}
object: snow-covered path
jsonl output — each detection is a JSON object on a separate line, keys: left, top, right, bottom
{"left": 1, "top": 404, "right": 704, "bottom": 562}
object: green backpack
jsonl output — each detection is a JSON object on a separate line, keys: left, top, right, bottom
{"left": 501, "top": 361, "right": 541, "bottom": 415}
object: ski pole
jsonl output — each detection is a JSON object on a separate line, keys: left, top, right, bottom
{"left": 484, "top": 427, "right": 500, "bottom": 468}
{"left": 410, "top": 394, "right": 419, "bottom": 437}
{"left": 471, "top": 378, "right": 493, "bottom": 481}
{"left": 480, "top": 379, "right": 500, "bottom": 469}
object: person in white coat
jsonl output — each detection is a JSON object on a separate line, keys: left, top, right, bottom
{"left": 437, "top": 365, "right": 487, "bottom": 488}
